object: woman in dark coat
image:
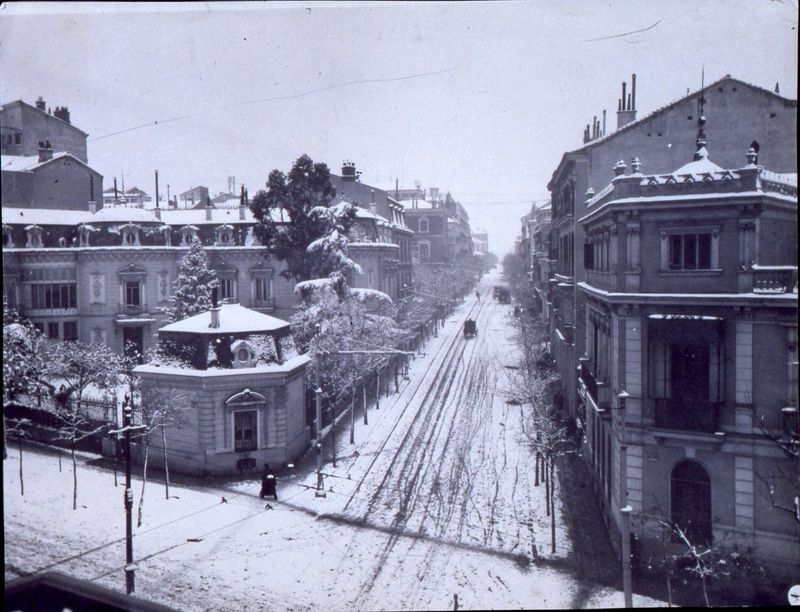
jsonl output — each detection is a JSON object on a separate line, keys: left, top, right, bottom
{"left": 260, "top": 463, "right": 278, "bottom": 500}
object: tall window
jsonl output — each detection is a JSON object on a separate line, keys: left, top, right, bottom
{"left": 30, "top": 283, "right": 77, "bottom": 310}
{"left": 671, "top": 461, "right": 712, "bottom": 545}
{"left": 219, "top": 277, "right": 236, "bottom": 302}
{"left": 419, "top": 242, "right": 430, "bottom": 263}
{"left": 124, "top": 281, "right": 140, "bottom": 306}
{"left": 47, "top": 322, "right": 59, "bottom": 339}
{"left": 233, "top": 410, "right": 258, "bottom": 452}
{"left": 669, "top": 233, "right": 712, "bottom": 270}
{"left": 419, "top": 218, "right": 429, "bottom": 233}
{"left": 255, "top": 277, "right": 272, "bottom": 304}
{"left": 63, "top": 321, "right": 78, "bottom": 341}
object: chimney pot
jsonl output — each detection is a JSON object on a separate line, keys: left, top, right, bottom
{"left": 35, "top": 96, "right": 46, "bottom": 111}
{"left": 38, "top": 143, "right": 53, "bottom": 163}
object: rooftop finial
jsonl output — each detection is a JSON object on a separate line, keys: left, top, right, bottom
{"left": 694, "top": 65, "right": 707, "bottom": 160}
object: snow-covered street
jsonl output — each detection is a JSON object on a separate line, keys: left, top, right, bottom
{"left": 4, "top": 270, "right": 666, "bottom": 610}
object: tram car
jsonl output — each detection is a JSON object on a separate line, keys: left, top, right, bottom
{"left": 463, "top": 318, "right": 477, "bottom": 338}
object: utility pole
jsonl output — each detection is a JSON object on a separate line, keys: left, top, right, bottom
{"left": 350, "top": 391, "right": 355, "bottom": 445}
{"left": 109, "top": 395, "right": 146, "bottom": 595}
{"left": 363, "top": 385, "right": 368, "bottom": 426}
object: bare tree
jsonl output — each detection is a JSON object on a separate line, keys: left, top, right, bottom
{"left": 6, "top": 417, "right": 30, "bottom": 495}
{"left": 46, "top": 341, "right": 121, "bottom": 510}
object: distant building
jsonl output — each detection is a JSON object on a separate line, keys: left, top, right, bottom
{"left": 180, "top": 186, "right": 209, "bottom": 209}
{"left": 471, "top": 229, "right": 489, "bottom": 255}
{"left": 1, "top": 97, "right": 102, "bottom": 212}
{"left": 330, "top": 161, "right": 413, "bottom": 297}
{"left": 1, "top": 97, "right": 88, "bottom": 162}
{"left": 402, "top": 192, "right": 473, "bottom": 265}
{"left": 1, "top": 147, "right": 102, "bottom": 211}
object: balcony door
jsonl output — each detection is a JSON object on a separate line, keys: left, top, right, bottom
{"left": 670, "top": 343, "right": 710, "bottom": 428}
{"left": 671, "top": 460, "right": 712, "bottom": 545}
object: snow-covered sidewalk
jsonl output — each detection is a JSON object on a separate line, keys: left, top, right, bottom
{"left": 5, "top": 272, "right": 669, "bottom": 610}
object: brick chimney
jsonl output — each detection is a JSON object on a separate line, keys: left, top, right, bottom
{"left": 369, "top": 190, "right": 377, "bottom": 215}
{"left": 341, "top": 161, "right": 356, "bottom": 182}
{"left": 205, "top": 197, "right": 213, "bottom": 221}
{"left": 38, "top": 141, "right": 53, "bottom": 163}
{"left": 35, "top": 96, "right": 46, "bottom": 111}
{"left": 54, "top": 106, "right": 71, "bottom": 124}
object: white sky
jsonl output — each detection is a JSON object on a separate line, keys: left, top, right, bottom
{"left": 1, "top": 0, "right": 797, "bottom": 255}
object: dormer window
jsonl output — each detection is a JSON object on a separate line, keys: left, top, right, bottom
{"left": 119, "top": 223, "right": 141, "bottom": 246}
{"left": 231, "top": 340, "right": 255, "bottom": 368}
{"left": 3, "top": 224, "right": 15, "bottom": 248}
{"left": 77, "top": 223, "right": 97, "bottom": 247}
{"left": 180, "top": 225, "right": 200, "bottom": 246}
{"left": 25, "top": 224, "right": 44, "bottom": 248}
{"left": 216, "top": 224, "right": 235, "bottom": 246}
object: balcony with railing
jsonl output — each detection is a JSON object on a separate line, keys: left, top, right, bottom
{"left": 751, "top": 266, "right": 798, "bottom": 294}
{"left": 118, "top": 303, "right": 144, "bottom": 316}
{"left": 654, "top": 398, "right": 721, "bottom": 433}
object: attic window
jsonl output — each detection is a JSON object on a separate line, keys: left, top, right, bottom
{"left": 14, "top": 134, "right": 21, "bottom": 145}
{"left": 770, "top": 112, "right": 777, "bottom": 118}
{"left": 718, "top": 87, "right": 723, "bottom": 92}
{"left": 687, "top": 115, "right": 693, "bottom": 120}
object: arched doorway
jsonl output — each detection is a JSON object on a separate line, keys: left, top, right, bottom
{"left": 671, "top": 460, "right": 712, "bottom": 545}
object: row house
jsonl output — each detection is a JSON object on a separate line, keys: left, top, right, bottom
{"left": 522, "top": 201, "right": 552, "bottom": 318}
{"left": 330, "top": 161, "right": 413, "bottom": 297}
{"left": 2, "top": 197, "right": 403, "bottom": 356}
{"left": 1, "top": 97, "right": 88, "bottom": 163}
{"left": 577, "top": 134, "right": 798, "bottom": 581}
{"left": 547, "top": 74, "right": 797, "bottom": 427}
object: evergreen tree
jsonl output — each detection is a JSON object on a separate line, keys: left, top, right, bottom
{"left": 251, "top": 154, "right": 356, "bottom": 284}
{"left": 165, "top": 239, "right": 218, "bottom": 322}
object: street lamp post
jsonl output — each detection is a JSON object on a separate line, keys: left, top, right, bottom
{"left": 108, "top": 395, "right": 146, "bottom": 595}
{"left": 618, "top": 390, "right": 633, "bottom": 608}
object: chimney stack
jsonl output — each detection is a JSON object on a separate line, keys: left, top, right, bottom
{"left": 205, "top": 197, "right": 212, "bottom": 221}
{"left": 35, "top": 96, "right": 46, "bottom": 111}
{"left": 88, "top": 201, "right": 97, "bottom": 214}
{"left": 54, "top": 106, "right": 71, "bottom": 124}
{"left": 342, "top": 160, "right": 356, "bottom": 182}
{"left": 37, "top": 141, "right": 53, "bottom": 163}
{"left": 369, "top": 189, "right": 377, "bottom": 215}
{"left": 616, "top": 74, "right": 638, "bottom": 129}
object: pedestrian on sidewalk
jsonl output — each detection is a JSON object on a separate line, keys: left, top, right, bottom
{"left": 260, "top": 463, "right": 278, "bottom": 500}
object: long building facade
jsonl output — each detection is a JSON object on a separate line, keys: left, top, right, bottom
{"left": 577, "top": 137, "right": 798, "bottom": 585}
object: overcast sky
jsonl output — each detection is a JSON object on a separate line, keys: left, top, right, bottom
{"left": 1, "top": 1, "right": 797, "bottom": 255}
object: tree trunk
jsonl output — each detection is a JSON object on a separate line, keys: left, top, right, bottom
{"left": 666, "top": 575, "right": 672, "bottom": 607}
{"left": 544, "top": 457, "right": 550, "bottom": 517}
{"left": 138, "top": 438, "right": 149, "bottom": 527}
{"left": 534, "top": 452, "right": 540, "bottom": 486}
{"left": 162, "top": 425, "right": 170, "bottom": 500}
{"left": 18, "top": 436, "right": 24, "bottom": 496}
{"left": 549, "top": 457, "right": 556, "bottom": 554}
{"left": 350, "top": 393, "right": 355, "bottom": 445}
{"left": 58, "top": 448, "right": 62, "bottom": 472}
{"left": 71, "top": 440, "right": 78, "bottom": 510}
{"left": 363, "top": 385, "right": 368, "bottom": 426}
{"left": 113, "top": 437, "right": 118, "bottom": 487}
{"left": 700, "top": 573, "right": 710, "bottom": 608}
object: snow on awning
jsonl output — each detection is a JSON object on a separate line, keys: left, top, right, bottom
{"left": 648, "top": 314, "right": 723, "bottom": 321}
{"left": 114, "top": 317, "right": 158, "bottom": 325}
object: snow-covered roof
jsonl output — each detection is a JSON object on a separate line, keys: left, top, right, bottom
{"left": 398, "top": 198, "right": 437, "bottom": 210}
{"left": 157, "top": 207, "right": 276, "bottom": 225}
{"left": 0, "top": 151, "right": 86, "bottom": 173}
{"left": 670, "top": 148, "right": 724, "bottom": 176}
{"left": 91, "top": 206, "right": 161, "bottom": 224}
{"left": 159, "top": 303, "right": 291, "bottom": 335}
{"left": 2, "top": 207, "right": 92, "bottom": 225}
{"left": 134, "top": 354, "right": 311, "bottom": 377}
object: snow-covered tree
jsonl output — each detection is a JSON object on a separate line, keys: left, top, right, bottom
{"left": 3, "top": 304, "right": 51, "bottom": 460}
{"left": 164, "top": 239, "right": 218, "bottom": 322}
{"left": 46, "top": 341, "right": 121, "bottom": 509}
{"left": 250, "top": 154, "right": 356, "bottom": 284}
{"left": 291, "top": 288, "right": 410, "bottom": 406}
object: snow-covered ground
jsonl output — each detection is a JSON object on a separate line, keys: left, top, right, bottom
{"left": 4, "top": 269, "right": 668, "bottom": 610}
